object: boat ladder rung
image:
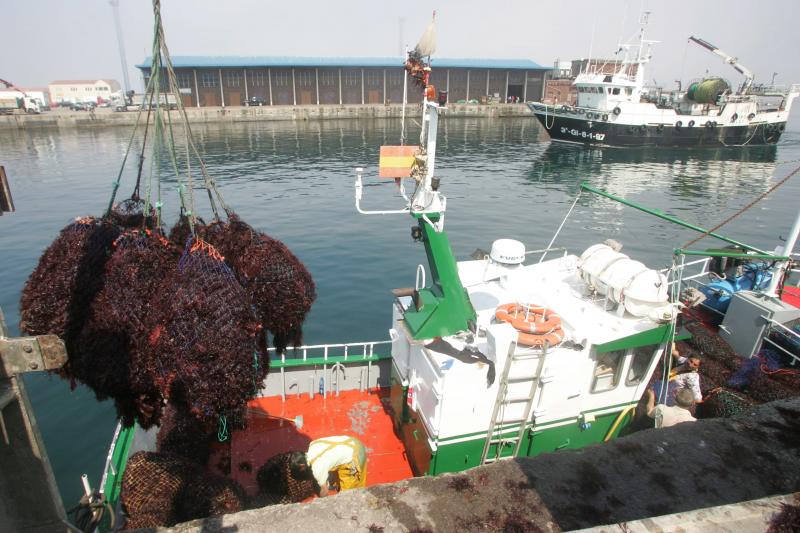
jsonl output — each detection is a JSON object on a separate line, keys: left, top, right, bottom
{"left": 501, "top": 397, "right": 531, "bottom": 405}
{"left": 506, "top": 376, "right": 536, "bottom": 384}
{"left": 488, "top": 437, "right": 519, "bottom": 445}
{"left": 496, "top": 417, "right": 527, "bottom": 426}
{"left": 483, "top": 455, "right": 515, "bottom": 464}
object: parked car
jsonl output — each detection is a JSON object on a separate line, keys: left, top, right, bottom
{"left": 71, "top": 102, "right": 87, "bottom": 111}
{"left": 243, "top": 96, "right": 267, "bottom": 106}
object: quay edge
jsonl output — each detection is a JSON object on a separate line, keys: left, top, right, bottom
{"left": 153, "top": 397, "right": 800, "bottom": 533}
{"left": 0, "top": 103, "right": 532, "bottom": 130}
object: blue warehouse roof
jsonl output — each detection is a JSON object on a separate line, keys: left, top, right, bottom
{"left": 136, "top": 56, "right": 547, "bottom": 70}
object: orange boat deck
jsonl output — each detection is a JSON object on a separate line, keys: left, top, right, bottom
{"left": 228, "top": 388, "right": 414, "bottom": 495}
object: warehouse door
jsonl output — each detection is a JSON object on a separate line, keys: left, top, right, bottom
{"left": 202, "top": 92, "right": 219, "bottom": 107}
{"left": 299, "top": 91, "right": 314, "bottom": 105}
{"left": 507, "top": 84, "right": 524, "bottom": 102}
{"left": 226, "top": 91, "right": 241, "bottom": 107}
{"left": 367, "top": 90, "right": 381, "bottom": 104}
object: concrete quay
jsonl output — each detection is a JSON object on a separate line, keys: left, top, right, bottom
{"left": 0, "top": 103, "right": 531, "bottom": 130}
{"left": 146, "top": 398, "right": 800, "bottom": 532}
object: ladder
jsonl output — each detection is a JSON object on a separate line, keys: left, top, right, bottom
{"left": 480, "top": 341, "right": 544, "bottom": 464}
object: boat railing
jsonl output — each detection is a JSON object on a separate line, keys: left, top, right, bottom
{"left": 266, "top": 340, "right": 392, "bottom": 401}
{"left": 526, "top": 246, "right": 568, "bottom": 263}
{"left": 267, "top": 340, "right": 392, "bottom": 368}
{"left": 759, "top": 316, "right": 800, "bottom": 367}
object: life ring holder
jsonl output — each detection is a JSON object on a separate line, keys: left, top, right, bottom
{"left": 747, "top": 113, "right": 755, "bottom": 120}
{"left": 675, "top": 120, "right": 683, "bottom": 129}
{"left": 612, "top": 107, "right": 621, "bottom": 116}
{"left": 496, "top": 303, "right": 562, "bottom": 334}
{"left": 688, "top": 120, "right": 695, "bottom": 128}
{"left": 415, "top": 264, "right": 426, "bottom": 291}
{"left": 731, "top": 113, "right": 738, "bottom": 122}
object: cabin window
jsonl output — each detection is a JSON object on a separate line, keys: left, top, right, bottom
{"left": 591, "top": 350, "right": 625, "bottom": 393}
{"left": 626, "top": 345, "right": 658, "bottom": 386}
{"left": 625, "top": 87, "right": 633, "bottom": 95}
{"left": 612, "top": 88, "right": 620, "bottom": 95}
{"left": 604, "top": 75, "right": 613, "bottom": 82}
{"left": 200, "top": 72, "right": 217, "bottom": 88}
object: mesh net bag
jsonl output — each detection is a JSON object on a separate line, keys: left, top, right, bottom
{"left": 168, "top": 214, "right": 203, "bottom": 248}
{"left": 19, "top": 217, "right": 121, "bottom": 379}
{"left": 138, "top": 237, "right": 265, "bottom": 429}
{"left": 157, "top": 400, "right": 215, "bottom": 465}
{"left": 696, "top": 388, "right": 754, "bottom": 418}
{"left": 121, "top": 451, "right": 246, "bottom": 529}
{"left": 255, "top": 452, "right": 317, "bottom": 505}
{"left": 76, "top": 230, "right": 178, "bottom": 428}
{"left": 109, "top": 197, "right": 157, "bottom": 229}
{"left": 203, "top": 213, "right": 316, "bottom": 354}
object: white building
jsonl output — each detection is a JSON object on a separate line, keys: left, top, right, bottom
{"left": 48, "top": 79, "right": 121, "bottom": 104}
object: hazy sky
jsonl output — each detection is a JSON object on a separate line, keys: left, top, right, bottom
{"left": 3, "top": 0, "right": 798, "bottom": 92}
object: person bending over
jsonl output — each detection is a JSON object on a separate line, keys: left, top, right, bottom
{"left": 306, "top": 435, "right": 367, "bottom": 497}
{"left": 646, "top": 388, "right": 697, "bottom": 428}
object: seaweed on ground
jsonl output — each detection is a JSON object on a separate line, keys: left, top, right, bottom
{"left": 137, "top": 237, "right": 264, "bottom": 429}
{"left": 203, "top": 213, "right": 316, "bottom": 354}
{"left": 19, "top": 217, "right": 120, "bottom": 381}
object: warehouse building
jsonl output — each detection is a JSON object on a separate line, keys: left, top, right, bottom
{"left": 136, "top": 57, "right": 549, "bottom": 108}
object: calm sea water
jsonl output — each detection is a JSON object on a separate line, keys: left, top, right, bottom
{"left": 1, "top": 114, "right": 799, "bottom": 508}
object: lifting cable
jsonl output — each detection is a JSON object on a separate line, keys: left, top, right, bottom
{"left": 682, "top": 161, "right": 800, "bottom": 249}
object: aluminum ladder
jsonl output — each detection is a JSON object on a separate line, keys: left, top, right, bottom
{"left": 480, "top": 341, "right": 544, "bottom": 464}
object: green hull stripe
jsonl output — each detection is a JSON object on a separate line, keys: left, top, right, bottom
{"left": 428, "top": 407, "right": 636, "bottom": 475}
{"left": 435, "top": 400, "right": 639, "bottom": 443}
{"left": 103, "top": 424, "right": 136, "bottom": 511}
{"left": 595, "top": 324, "right": 672, "bottom": 354}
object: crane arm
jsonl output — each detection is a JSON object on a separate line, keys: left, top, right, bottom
{"left": 0, "top": 78, "right": 29, "bottom": 97}
{"left": 688, "top": 36, "right": 754, "bottom": 93}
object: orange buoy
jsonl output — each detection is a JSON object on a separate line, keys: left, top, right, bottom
{"left": 495, "top": 303, "right": 564, "bottom": 348}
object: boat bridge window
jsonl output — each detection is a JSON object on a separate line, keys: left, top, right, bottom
{"left": 604, "top": 75, "right": 613, "bottom": 83}
{"left": 625, "top": 87, "right": 633, "bottom": 96}
{"left": 626, "top": 345, "right": 658, "bottom": 386}
{"left": 591, "top": 350, "right": 625, "bottom": 393}
{"left": 612, "top": 88, "right": 620, "bottom": 95}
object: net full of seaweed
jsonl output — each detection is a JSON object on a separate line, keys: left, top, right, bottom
{"left": 120, "top": 451, "right": 246, "bottom": 529}
{"left": 138, "top": 237, "right": 266, "bottom": 429}
{"left": 76, "top": 229, "right": 178, "bottom": 427}
{"left": 255, "top": 452, "right": 317, "bottom": 505}
{"left": 202, "top": 213, "right": 316, "bottom": 353}
{"left": 19, "top": 217, "right": 121, "bottom": 380}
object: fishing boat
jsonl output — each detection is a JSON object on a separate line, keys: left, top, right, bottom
{"left": 527, "top": 13, "right": 799, "bottom": 148}
{"left": 87, "top": 36, "right": 800, "bottom": 531}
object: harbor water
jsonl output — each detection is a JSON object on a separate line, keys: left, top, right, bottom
{"left": 1, "top": 114, "right": 799, "bottom": 509}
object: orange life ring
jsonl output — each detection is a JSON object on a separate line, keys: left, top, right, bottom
{"left": 518, "top": 328, "right": 565, "bottom": 348}
{"left": 495, "top": 303, "right": 564, "bottom": 347}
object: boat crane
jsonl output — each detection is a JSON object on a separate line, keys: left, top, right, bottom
{"left": 688, "top": 36, "right": 755, "bottom": 94}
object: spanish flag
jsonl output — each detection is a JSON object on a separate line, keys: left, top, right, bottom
{"left": 379, "top": 146, "right": 420, "bottom": 178}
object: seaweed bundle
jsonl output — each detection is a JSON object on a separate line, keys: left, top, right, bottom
{"left": 156, "top": 400, "right": 216, "bottom": 465}
{"left": 108, "top": 197, "right": 157, "bottom": 230}
{"left": 19, "top": 217, "right": 120, "bottom": 380}
{"left": 203, "top": 213, "right": 316, "bottom": 353}
{"left": 121, "top": 451, "right": 246, "bottom": 529}
{"left": 77, "top": 230, "right": 178, "bottom": 428}
{"left": 139, "top": 237, "right": 265, "bottom": 428}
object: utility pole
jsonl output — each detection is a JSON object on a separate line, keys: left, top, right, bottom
{"left": 110, "top": 0, "right": 131, "bottom": 95}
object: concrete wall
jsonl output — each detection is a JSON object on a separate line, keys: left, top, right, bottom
{"left": 0, "top": 103, "right": 532, "bottom": 130}
{"left": 152, "top": 397, "right": 800, "bottom": 532}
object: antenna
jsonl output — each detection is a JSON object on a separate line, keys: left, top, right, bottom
{"left": 110, "top": 0, "right": 131, "bottom": 95}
